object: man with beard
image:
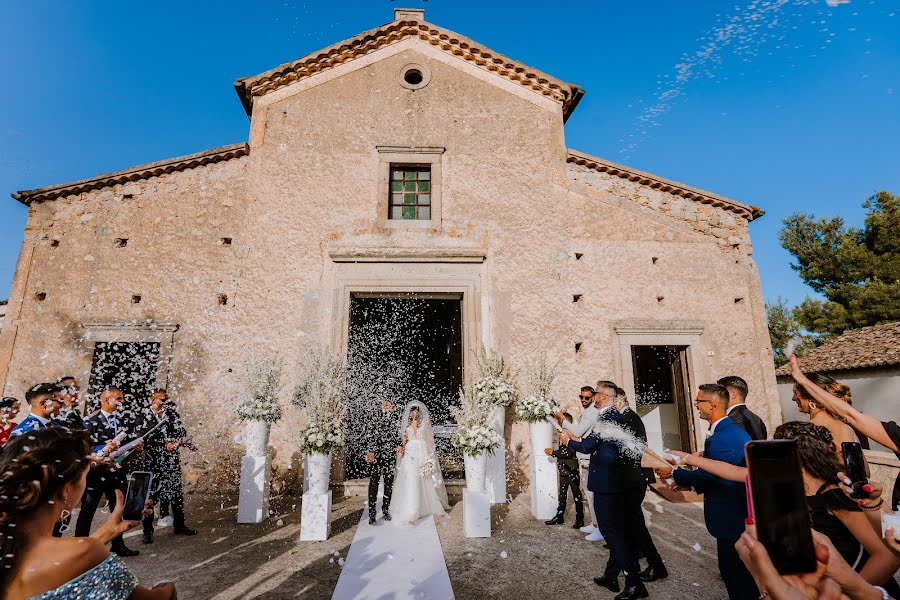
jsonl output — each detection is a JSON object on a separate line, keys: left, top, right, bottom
{"left": 53, "top": 376, "right": 85, "bottom": 430}
{"left": 141, "top": 389, "right": 197, "bottom": 542}
{"left": 366, "top": 398, "right": 403, "bottom": 525}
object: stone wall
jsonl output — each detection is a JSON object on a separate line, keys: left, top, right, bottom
{"left": 1, "top": 37, "right": 780, "bottom": 493}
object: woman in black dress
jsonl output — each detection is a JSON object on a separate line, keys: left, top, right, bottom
{"left": 774, "top": 421, "right": 899, "bottom": 593}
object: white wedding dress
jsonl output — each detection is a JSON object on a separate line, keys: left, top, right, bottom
{"left": 388, "top": 402, "right": 449, "bottom": 524}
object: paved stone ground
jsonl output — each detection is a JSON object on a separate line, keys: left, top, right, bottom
{"left": 103, "top": 488, "right": 730, "bottom": 599}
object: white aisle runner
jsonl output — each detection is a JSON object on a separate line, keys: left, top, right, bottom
{"left": 332, "top": 500, "right": 455, "bottom": 600}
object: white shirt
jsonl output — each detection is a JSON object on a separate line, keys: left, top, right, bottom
{"left": 726, "top": 403, "right": 745, "bottom": 416}
{"left": 564, "top": 404, "right": 601, "bottom": 460}
{"left": 30, "top": 413, "right": 51, "bottom": 426}
{"left": 100, "top": 409, "right": 119, "bottom": 430}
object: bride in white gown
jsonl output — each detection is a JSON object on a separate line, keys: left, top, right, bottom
{"left": 388, "top": 401, "right": 450, "bottom": 524}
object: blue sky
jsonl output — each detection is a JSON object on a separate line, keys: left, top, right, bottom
{"left": 1, "top": 0, "right": 898, "bottom": 306}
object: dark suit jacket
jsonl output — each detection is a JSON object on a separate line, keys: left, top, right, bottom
{"left": 673, "top": 417, "right": 751, "bottom": 541}
{"left": 83, "top": 411, "right": 121, "bottom": 452}
{"left": 567, "top": 408, "right": 629, "bottom": 494}
{"left": 728, "top": 404, "right": 767, "bottom": 441}
{"left": 53, "top": 409, "right": 85, "bottom": 430}
{"left": 367, "top": 409, "right": 402, "bottom": 463}
{"left": 620, "top": 407, "right": 652, "bottom": 489}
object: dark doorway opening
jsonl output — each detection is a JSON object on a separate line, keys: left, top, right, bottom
{"left": 631, "top": 345, "right": 695, "bottom": 453}
{"left": 87, "top": 342, "right": 161, "bottom": 414}
{"left": 345, "top": 295, "right": 463, "bottom": 480}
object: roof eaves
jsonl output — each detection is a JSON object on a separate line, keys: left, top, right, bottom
{"left": 12, "top": 143, "right": 249, "bottom": 205}
{"left": 566, "top": 149, "right": 763, "bottom": 221}
{"left": 234, "top": 18, "right": 582, "bottom": 119}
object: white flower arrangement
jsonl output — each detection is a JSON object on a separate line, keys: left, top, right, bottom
{"left": 236, "top": 355, "right": 284, "bottom": 423}
{"left": 473, "top": 348, "right": 519, "bottom": 408}
{"left": 515, "top": 394, "right": 556, "bottom": 423}
{"left": 293, "top": 347, "right": 348, "bottom": 455}
{"left": 451, "top": 386, "right": 500, "bottom": 457}
{"left": 452, "top": 423, "right": 501, "bottom": 458}
{"left": 514, "top": 355, "right": 559, "bottom": 423}
{"left": 298, "top": 421, "right": 344, "bottom": 455}
{"left": 419, "top": 460, "right": 436, "bottom": 478}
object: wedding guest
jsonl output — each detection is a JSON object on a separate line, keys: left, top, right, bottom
{"left": 544, "top": 412, "right": 584, "bottom": 528}
{"left": 774, "top": 421, "right": 900, "bottom": 594}
{"left": 142, "top": 389, "right": 197, "bottom": 542}
{"left": 0, "top": 396, "right": 21, "bottom": 446}
{"left": 561, "top": 381, "right": 648, "bottom": 600}
{"left": 789, "top": 364, "right": 859, "bottom": 457}
{"left": 53, "top": 376, "right": 85, "bottom": 431}
{"left": 615, "top": 388, "right": 667, "bottom": 583}
{"left": 366, "top": 398, "right": 402, "bottom": 525}
{"left": 735, "top": 521, "right": 892, "bottom": 600}
{"left": 76, "top": 386, "right": 140, "bottom": 557}
{"left": 655, "top": 383, "right": 757, "bottom": 600}
{"left": 0, "top": 427, "right": 176, "bottom": 600}
{"left": 718, "top": 376, "right": 767, "bottom": 441}
{"left": 9, "top": 383, "right": 64, "bottom": 438}
{"left": 556, "top": 385, "right": 602, "bottom": 541}
{"left": 790, "top": 353, "right": 900, "bottom": 510}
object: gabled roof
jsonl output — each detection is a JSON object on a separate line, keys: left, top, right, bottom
{"left": 12, "top": 143, "right": 249, "bottom": 205}
{"left": 233, "top": 9, "right": 583, "bottom": 121}
{"left": 566, "top": 149, "right": 764, "bottom": 221}
{"left": 775, "top": 322, "right": 900, "bottom": 376}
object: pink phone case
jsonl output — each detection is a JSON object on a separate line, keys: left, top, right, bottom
{"left": 745, "top": 474, "right": 755, "bottom": 522}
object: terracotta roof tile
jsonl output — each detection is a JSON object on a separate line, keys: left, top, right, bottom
{"left": 774, "top": 321, "right": 900, "bottom": 376}
{"left": 566, "top": 149, "right": 764, "bottom": 221}
{"left": 12, "top": 143, "right": 249, "bottom": 205}
{"left": 233, "top": 18, "right": 582, "bottom": 120}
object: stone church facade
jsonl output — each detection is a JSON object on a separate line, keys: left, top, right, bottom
{"left": 1, "top": 9, "right": 779, "bottom": 491}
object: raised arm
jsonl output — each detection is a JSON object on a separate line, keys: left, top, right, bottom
{"left": 790, "top": 354, "right": 898, "bottom": 452}
{"left": 563, "top": 413, "right": 595, "bottom": 437}
{"left": 669, "top": 450, "right": 748, "bottom": 483}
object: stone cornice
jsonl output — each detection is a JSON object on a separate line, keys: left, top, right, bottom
{"left": 567, "top": 149, "right": 764, "bottom": 222}
{"left": 329, "top": 248, "right": 485, "bottom": 263}
{"left": 234, "top": 19, "right": 582, "bottom": 120}
{"left": 12, "top": 143, "right": 249, "bottom": 205}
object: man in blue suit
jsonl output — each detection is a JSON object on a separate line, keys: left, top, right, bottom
{"left": 9, "top": 383, "right": 64, "bottom": 438}
{"left": 561, "top": 381, "right": 649, "bottom": 600}
{"left": 656, "top": 383, "right": 758, "bottom": 600}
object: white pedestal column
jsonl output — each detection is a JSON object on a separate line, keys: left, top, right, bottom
{"left": 463, "top": 489, "right": 491, "bottom": 538}
{"left": 485, "top": 406, "right": 507, "bottom": 504}
{"left": 529, "top": 420, "right": 558, "bottom": 519}
{"left": 237, "top": 454, "right": 271, "bottom": 524}
{"left": 300, "top": 490, "right": 333, "bottom": 541}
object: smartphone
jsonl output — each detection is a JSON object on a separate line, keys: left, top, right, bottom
{"left": 122, "top": 471, "right": 153, "bottom": 521}
{"left": 841, "top": 442, "right": 868, "bottom": 499}
{"left": 746, "top": 440, "right": 817, "bottom": 575}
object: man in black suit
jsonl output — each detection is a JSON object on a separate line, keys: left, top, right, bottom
{"left": 615, "top": 388, "right": 668, "bottom": 583}
{"left": 544, "top": 412, "right": 584, "bottom": 528}
{"left": 561, "top": 381, "right": 649, "bottom": 600}
{"left": 76, "top": 386, "right": 140, "bottom": 556}
{"left": 53, "top": 376, "right": 85, "bottom": 431}
{"left": 718, "top": 376, "right": 767, "bottom": 441}
{"left": 366, "top": 398, "right": 402, "bottom": 525}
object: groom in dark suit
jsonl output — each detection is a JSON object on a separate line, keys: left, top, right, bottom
{"left": 366, "top": 398, "right": 403, "bottom": 525}
{"left": 561, "top": 381, "right": 648, "bottom": 600}
{"left": 718, "top": 376, "right": 767, "bottom": 441}
{"left": 657, "top": 384, "right": 757, "bottom": 600}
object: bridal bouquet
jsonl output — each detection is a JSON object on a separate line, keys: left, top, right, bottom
{"left": 419, "top": 460, "right": 436, "bottom": 478}
{"left": 298, "top": 421, "right": 344, "bottom": 454}
{"left": 514, "top": 355, "right": 558, "bottom": 423}
{"left": 473, "top": 348, "right": 518, "bottom": 408}
{"left": 236, "top": 355, "right": 284, "bottom": 423}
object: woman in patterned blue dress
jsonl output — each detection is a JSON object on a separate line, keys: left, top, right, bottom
{"left": 0, "top": 428, "right": 176, "bottom": 599}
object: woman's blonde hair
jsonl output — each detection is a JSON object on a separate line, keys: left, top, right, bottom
{"left": 793, "top": 373, "right": 852, "bottom": 421}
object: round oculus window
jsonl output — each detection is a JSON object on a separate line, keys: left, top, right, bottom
{"left": 399, "top": 63, "right": 430, "bottom": 90}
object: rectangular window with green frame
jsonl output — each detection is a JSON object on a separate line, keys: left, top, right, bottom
{"left": 388, "top": 165, "right": 432, "bottom": 220}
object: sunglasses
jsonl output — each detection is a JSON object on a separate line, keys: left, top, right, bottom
{"left": 693, "top": 398, "right": 712, "bottom": 404}
{"left": 578, "top": 395, "right": 593, "bottom": 400}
